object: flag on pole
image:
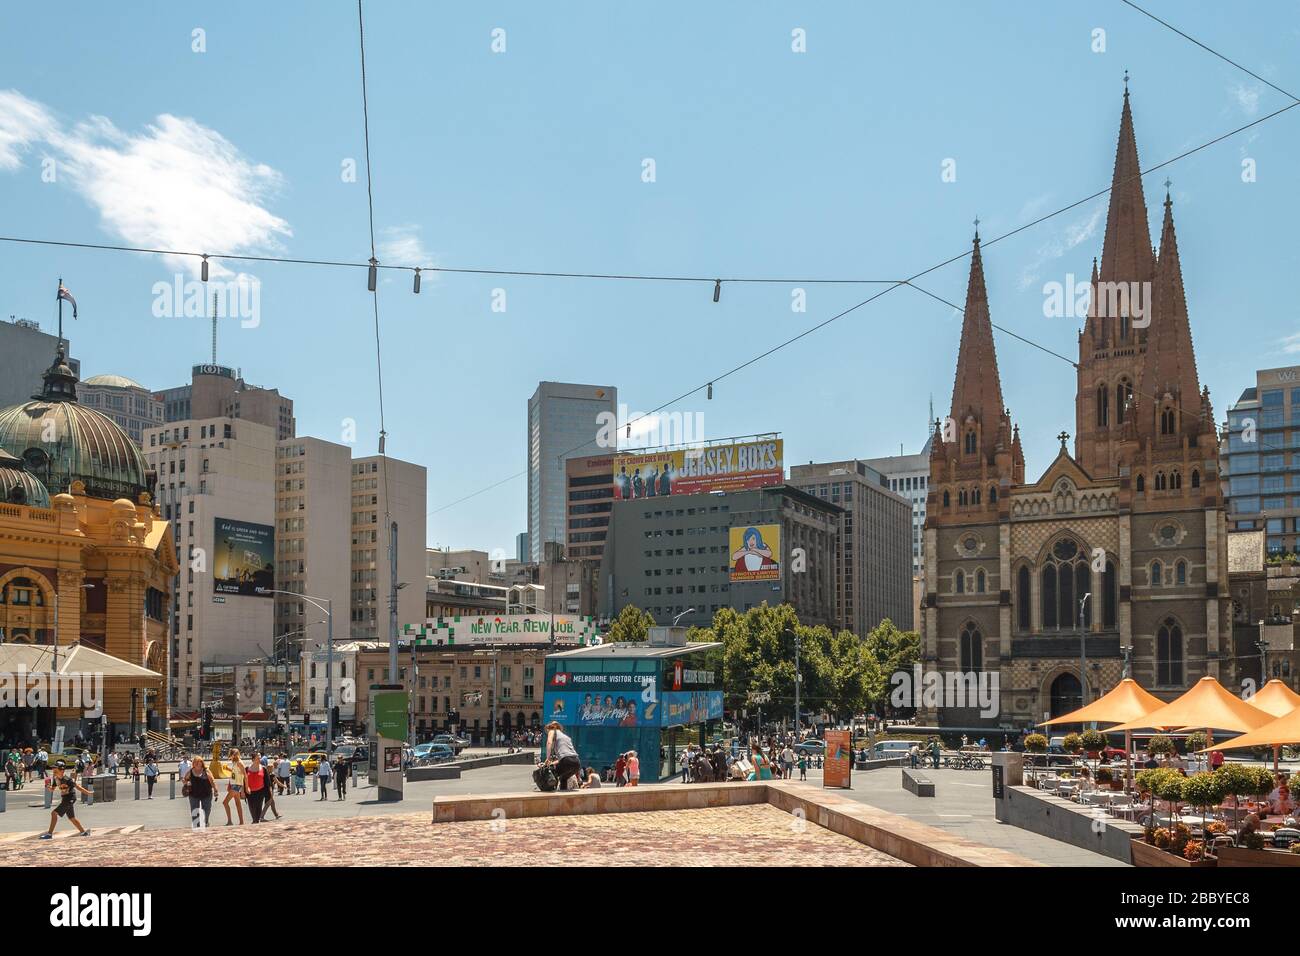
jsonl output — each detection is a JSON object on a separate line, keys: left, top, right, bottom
{"left": 56, "top": 283, "right": 77, "bottom": 319}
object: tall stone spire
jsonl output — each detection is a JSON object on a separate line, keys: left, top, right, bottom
{"left": 949, "top": 232, "right": 1006, "bottom": 460}
{"left": 1138, "top": 190, "right": 1202, "bottom": 437}
{"left": 1098, "top": 87, "right": 1154, "bottom": 289}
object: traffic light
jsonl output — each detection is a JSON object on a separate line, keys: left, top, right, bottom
{"left": 330, "top": 706, "right": 340, "bottom": 735}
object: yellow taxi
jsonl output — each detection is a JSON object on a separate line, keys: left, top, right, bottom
{"left": 288, "top": 751, "right": 329, "bottom": 773}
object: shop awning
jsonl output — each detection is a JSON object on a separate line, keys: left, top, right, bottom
{"left": 0, "top": 642, "right": 161, "bottom": 679}
{"left": 1039, "top": 678, "right": 1165, "bottom": 727}
{"left": 1107, "top": 676, "right": 1273, "bottom": 734}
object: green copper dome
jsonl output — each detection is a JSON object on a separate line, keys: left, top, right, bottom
{"left": 0, "top": 345, "right": 151, "bottom": 502}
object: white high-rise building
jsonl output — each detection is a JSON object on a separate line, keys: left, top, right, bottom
{"left": 145, "top": 417, "right": 276, "bottom": 711}
{"left": 527, "top": 382, "right": 617, "bottom": 562}
{"left": 350, "top": 454, "right": 427, "bottom": 640}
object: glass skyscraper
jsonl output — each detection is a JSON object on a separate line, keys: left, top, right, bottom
{"left": 1224, "top": 366, "right": 1300, "bottom": 556}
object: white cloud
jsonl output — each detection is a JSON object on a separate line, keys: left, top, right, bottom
{"left": 0, "top": 91, "right": 290, "bottom": 279}
{"left": 1279, "top": 332, "right": 1300, "bottom": 355}
{"left": 376, "top": 224, "right": 429, "bottom": 266}
{"left": 1016, "top": 204, "right": 1104, "bottom": 291}
{"left": 0, "top": 89, "right": 56, "bottom": 171}
{"left": 1232, "top": 83, "right": 1261, "bottom": 116}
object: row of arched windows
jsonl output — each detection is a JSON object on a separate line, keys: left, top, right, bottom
{"left": 1096, "top": 379, "right": 1134, "bottom": 427}
{"left": 954, "top": 569, "right": 987, "bottom": 594}
{"left": 1149, "top": 559, "right": 1189, "bottom": 587}
{"left": 942, "top": 486, "right": 998, "bottom": 508}
{"left": 1135, "top": 469, "right": 1200, "bottom": 493}
{"left": 1013, "top": 538, "right": 1118, "bottom": 631}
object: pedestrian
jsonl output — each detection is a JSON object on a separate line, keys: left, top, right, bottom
{"left": 35, "top": 745, "right": 48, "bottom": 779}
{"left": 334, "top": 755, "right": 348, "bottom": 801}
{"left": 144, "top": 754, "right": 159, "bottom": 799}
{"left": 275, "top": 753, "right": 292, "bottom": 795}
{"left": 41, "top": 763, "right": 92, "bottom": 839}
{"left": 929, "top": 739, "right": 941, "bottom": 769}
{"left": 294, "top": 759, "right": 307, "bottom": 794}
{"left": 798, "top": 753, "right": 808, "bottom": 781}
{"left": 263, "top": 762, "right": 282, "bottom": 820}
{"left": 626, "top": 750, "right": 640, "bottom": 787}
{"left": 781, "top": 744, "right": 795, "bottom": 779}
{"left": 544, "top": 720, "right": 582, "bottom": 791}
{"left": 106, "top": 750, "right": 118, "bottom": 777}
{"left": 316, "top": 753, "right": 332, "bottom": 801}
{"left": 222, "top": 748, "right": 246, "bottom": 826}
{"left": 178, "top": 752, "right": 192, "bottom": 783}
{"left": 614, "top": 752, "right": 627, "bottom": 787}
{"left": 182, "top": 756, "right": 215, "bottom": 830}
{"left": 244, "top": 752, "right": 268, "bottom": 823}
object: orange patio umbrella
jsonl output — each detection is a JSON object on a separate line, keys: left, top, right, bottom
{"left": 1203, "top": 706, "right": 1300, "bottom": 752}
{"left": 1247, "top": 679, "right": 1300, "bottom": 719}
{"left": 1233, "top": 680, "right": 1300, "bottom": 771}
{"left": 1038, "top": 678, "right": 1165, "bottom": 790}
{"left": 1108, "top": 676, "right": 1273, "bottom": 741}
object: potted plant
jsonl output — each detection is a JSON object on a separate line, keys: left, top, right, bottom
{"left": 1147, "top": 735, "right": 1176, "bottom": 760}
{"left": 1215, "top": 763, "right": 1254, "bottom": 832}
{"left": 1181, "top": 772, "right": 1226, "bottom": 860}
{"left": 1062, "top": 732, "right": 1083, "bottom": 756}
{"left": 1096, "top": 766, "right": 1115, "bottom": 790}
{"left": 1185, "top": 731, "right": 1208, "bottom": 754}
{"left": 1023, "top": 733, "right": 1048, "bottom": 753}
{"left": 1081, "top": 728, "right": 1107, "bottom": 759}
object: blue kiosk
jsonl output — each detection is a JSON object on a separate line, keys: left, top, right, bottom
{"left": 542, "top": 628, "right": 723, "bottom": 783}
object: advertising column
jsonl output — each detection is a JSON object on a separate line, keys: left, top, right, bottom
{"left": 823, "top": 728, "right": 852, "bottom": 789}
{"left": 369, "top": 687, "right": 408, "bottom": 802}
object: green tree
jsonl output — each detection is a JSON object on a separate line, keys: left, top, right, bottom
{"left": 606, "top": 604, "right": 655, "bottom": 642}
{"left": 863, "top": 618, "right": 920, "bottom": 714}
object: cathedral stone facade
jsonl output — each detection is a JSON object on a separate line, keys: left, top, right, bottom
{"left": 920, "top": 89, "right": 1229, "bottom": 730}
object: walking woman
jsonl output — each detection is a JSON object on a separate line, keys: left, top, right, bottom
{"left": 316, "top": 753, "right": 332, "bottom": 801}
{"left": 334, "top": 755, "right": 348, "bottom": 801}
{"left": 222, "top": 748, "right": 246, "bottom": 826}
{"left": 264, "top": 758, "right": 283, "bottom": 819}
{"left": 294, "top": 758, "right": 307, "bottom": 794}
{"left": 244, "top": 752, "right": 267, "bottom": 823}
{"left": 144, "top": 753, "right": 160, "bottom": 799}
{"left": 183, "top": 756, "right": 215, "bottom": 830}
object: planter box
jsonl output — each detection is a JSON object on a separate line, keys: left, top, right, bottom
{"left": 1216, "top": 845, "right": 1300, "bottom": 867}
{"left": 1130, "top": 838, "right": 1216, "bottom": 868}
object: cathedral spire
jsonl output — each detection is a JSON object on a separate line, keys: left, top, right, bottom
{"left": 1098, "top": 84, "right": 1154, "bottom": 288}
{"left": 949, "top": 232, "right": 1007, "bottom": 460}
{"left": 1138, "top": 190, "right": 1202, "bottom": 435}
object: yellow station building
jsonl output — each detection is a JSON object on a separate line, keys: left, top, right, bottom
{"left": 0, "top": 345, "right": 174, "bottom": 746}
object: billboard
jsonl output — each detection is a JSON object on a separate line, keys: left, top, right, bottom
{"left": 662, "top": 690, "right": 724, "bottom": 726}
{"left": 234, "top": 665, "right": 265, "bottom": 711}
{"left": 612, "top": 437, "right": 783, "bottom": 500}
{"left": 405, "top": 614, "right": 601, "bottom": 647}
{"left": 543, "top": 691, "right": 655, "bottom": 727}
{"left": 823, "top": 728, "right": 852, "bottom": 789}
{"left": 729, "top": 524, "right": 781, "bottom": 582}
{"left": 214, "top": 518, "right": 274, "bottom": 597}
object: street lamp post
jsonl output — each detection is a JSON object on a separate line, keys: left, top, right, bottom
{"left": 267, "top": 591, "right": 333, "bottom": 751}
{"left": 794, "top": 630, "right": 802, "bottom": 736}
{"left": 1077, "top": 593, "right": 1092, "bottom": 707}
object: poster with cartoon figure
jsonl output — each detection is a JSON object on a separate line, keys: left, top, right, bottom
{"left": 729, "top": 525, "right": 781, "bottom": 582}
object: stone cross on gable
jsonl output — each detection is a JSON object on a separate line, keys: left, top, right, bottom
{"left": 1057, "top": 431, "right": 1070, "bottom": 448}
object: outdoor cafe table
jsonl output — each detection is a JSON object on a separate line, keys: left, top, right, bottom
{"left": 1155, "top": 813, "right": 1212, "bottom": 831}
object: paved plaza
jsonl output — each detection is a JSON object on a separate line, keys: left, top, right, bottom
{"left": 0, "top": 760, "right": 1124, "bottom": 865}
{"left": 5, "top": 803, "right": 908, "bottom": 867}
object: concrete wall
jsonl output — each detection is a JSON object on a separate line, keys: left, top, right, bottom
{"left": 990, "top": 752, "right": 1140, "bottom": 864}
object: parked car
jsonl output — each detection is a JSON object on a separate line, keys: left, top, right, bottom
{"left": 870, "top": 740, "right": 914, "bottom": 761}
{"left": 411, "top": 743, "right": 455, "bottom": 764}
{"left": 288, "top": 751, "right": 329, "bottom": 773}
{"left": 793, "top": 739, "right": 825, "bottom": 756}
{"left": 431, "top": 734, "right": 468, "bottom": 754}
{"left": 331, "top": 744, "right": 369, "bottom": 767}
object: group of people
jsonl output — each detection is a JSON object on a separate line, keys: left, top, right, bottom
{"left": 178, "top": 749, "right": 355, "bottom": 828}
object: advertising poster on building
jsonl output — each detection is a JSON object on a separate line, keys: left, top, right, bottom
{"left": 661, "top": 690, "right": 724, "bottom": 726}
{"left": 234, "top": 665, "right": 265, "bottom": 712}
{"left": 728, "top": 524, "right": 781, "bottom": 582}
{"left": 612, "top": 437, "right": 783, "bottom": 500}
{"left": 823, "top": 728, "right": 852, "bottom": 789}
{"left": 406, "top": 614, "right": 602, "bottom": 648}
{"left": 213, "top": 518, "right": 275, "bottom": 597}
{"left": 543, "top": 671, "right": 658, "bottom": 727}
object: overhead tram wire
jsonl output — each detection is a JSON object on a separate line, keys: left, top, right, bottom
{"left": 428, "top": 99, "right": 1300, "bottom": 517}
{"left": 1119, "top": 0, "right": 1300, "bottom": 103}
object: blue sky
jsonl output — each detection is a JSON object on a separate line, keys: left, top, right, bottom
{"left": 2, "top": 1, "right": 1298, "bottom": 554}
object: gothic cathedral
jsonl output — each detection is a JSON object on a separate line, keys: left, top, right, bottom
{"left": 921, "top": 88, "right": 1229, "bottom": 730}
